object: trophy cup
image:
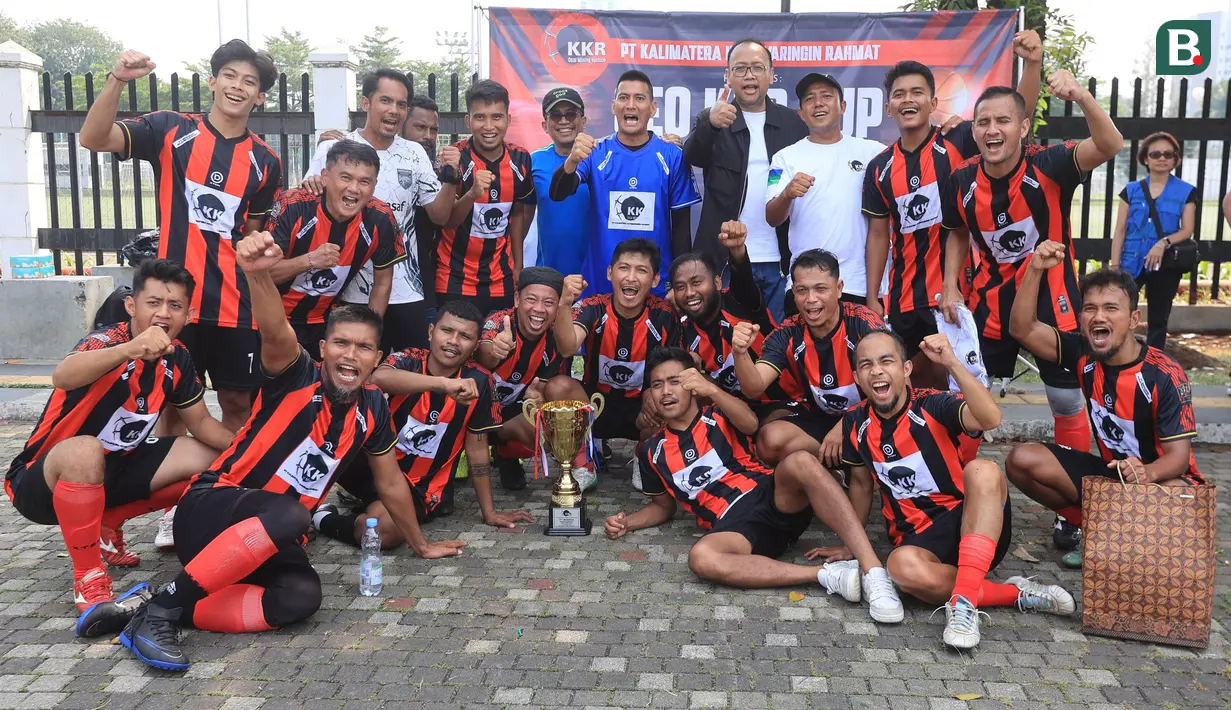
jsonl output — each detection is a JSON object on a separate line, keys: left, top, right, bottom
{"left": 523, "top": 394, "right": 604, "bottom": 536}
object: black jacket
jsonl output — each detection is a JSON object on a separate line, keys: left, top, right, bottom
{"left": 683, "top": 100, "right": 808, "bottom": 273}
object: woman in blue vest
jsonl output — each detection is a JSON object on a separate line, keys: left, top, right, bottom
{"left": 1110, "top": 131, "right": 1198, "bottom": 351}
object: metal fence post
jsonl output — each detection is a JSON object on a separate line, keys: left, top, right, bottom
{"left": 309, "top": 48, "right": 357, "bottom": 142}
{"left": 0, "top": 42, "right": 47, "bottom": 279}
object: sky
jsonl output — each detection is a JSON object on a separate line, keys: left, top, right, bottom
{"left": 6, "top": 0, "right": 1231, "bottom": 80}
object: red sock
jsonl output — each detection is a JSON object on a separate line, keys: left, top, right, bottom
{"left": 192, "top": 584, "right": 274, "bottom": 632}
{"left": 52, "top": 481, "right": 106, "bottom": 578}
{"left": 951, "top": 533, "right": 998, "bottom": 606}
{"left": 1056, "top": 505, "right": 1083, "bottom": 528}
{"left": 183, "top": 518, "right": 278, "bottom": 595}
{"left": 1054, "top": 413, "right": 1091, "bottom": 452}
{"left": 978, "top": 580, "right": 1021, "bottom": 607}
{"left": 101, "top": 480, "right": 188, "bottom": 530}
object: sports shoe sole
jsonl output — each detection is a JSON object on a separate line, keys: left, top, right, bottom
{"left": 75, "top": 582, "right": 150, "bottom": 638}
{"left": 869, "top": 604, "right": 904, "bottom": 624}
{"left": 118, "top": 628, "right": 190, "bottom": 672}
{"left": 943, "top": 631, "right": 980, "bottom": 650}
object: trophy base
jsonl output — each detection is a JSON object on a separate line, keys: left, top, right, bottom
{"left": 544, "top": 504, "right": 592, "bottom": 536}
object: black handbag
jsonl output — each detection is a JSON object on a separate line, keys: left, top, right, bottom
{"left": 1139, "top": 179, "right": 1198, "bottom": 271}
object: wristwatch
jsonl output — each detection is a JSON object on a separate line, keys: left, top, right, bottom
{"left": 1163, "top": 237, "right": 1172, "bottom": 248}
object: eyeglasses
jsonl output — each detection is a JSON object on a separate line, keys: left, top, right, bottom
{"left": 548, "top": 109, "right": 581, "bottom": 122}
{"left": 729, "top": 64, "right": 768, "bottom": 78}
{"left": 1148, "top": 150, "right": 1177, "bottom": 160}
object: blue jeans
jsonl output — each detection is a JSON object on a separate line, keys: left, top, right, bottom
{"left": 724, "top": 261, "right": 787, "bottom": 324}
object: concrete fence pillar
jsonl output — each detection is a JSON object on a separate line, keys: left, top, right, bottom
{"left": 0, "top": 41, "right": 47, "bottom": 280}
{"left": 309, "top": 48, "right": 358, "bottom": 142}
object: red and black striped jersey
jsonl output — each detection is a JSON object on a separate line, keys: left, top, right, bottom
{"left": 381, "top": 349, "right": 502, "bottom": 513}
{"left": 863, "top": 123, "right": 979, "bottom": 317}
{"left": 758, "top": 303, "right": 885, "bottom": 417}
{"left": 1055, "top": 329, "right": 1203, "bottom": 483}
{"left": 573, "top": 294, "right": 681, "bottom": 399}
{"left": 115, "top": 111, "right": 283, "bottom": 330}
{"left": 841, "top": 387, "right": 981, "bottom": 544}
{"left": 479, "top": 309, "right": 567, "bottom": 412}
{"left": 195, "top": 348, "right": 396, "bottom": 512}
{"left": 942, "top": 142, "right": 1086, "bottom": 340}
{"left": 637, "top": 404, "right": 774, "bottom": 530}
{"left": 6, "top": 322, "right": 204, "bottom": 486}
{"left": 268, "top": 188, "right": 406, "bottom": 324}
{"left": 681, "top": 293, "right": 802, "bottom": 404}
{"left": 436, "top": 139, "right": 535, "bottom": 299}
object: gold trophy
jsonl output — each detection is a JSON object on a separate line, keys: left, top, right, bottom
{"left": 523, "top": 394, "right": 604, "bottom": 536}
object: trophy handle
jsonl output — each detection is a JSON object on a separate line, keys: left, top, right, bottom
{"left": 522, "top": 398, "right": 541, "bottom": 426}
{"left": 588, "top": 392, "right": 606, "bottom": 419}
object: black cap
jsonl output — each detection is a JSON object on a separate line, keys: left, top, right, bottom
{"left": 542, "top": 87, "right": 584, "bottom": 115}
{"left": 795, "top": 73, "right": 844, "bottom": 102}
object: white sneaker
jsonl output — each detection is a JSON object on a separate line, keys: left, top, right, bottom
{"left": 940, "top": 595, "right": 986, "bottom": 649}
{"left": 154, "top": 507, "right": 176, "bottom": 551}
{"left": 1005, "top": 576, "right": 1076, "bottom": 616}
{"left": 572, "top": 466, "right": 597, "bottom": 492}
{"left": 816, "top": 560, "right": 860, "bottom": 602}
{"left": 862, "top": 567, "right": 904, "bottom": 623}
{"left": 630, "top": 458, "right": 643, "bottom": 492}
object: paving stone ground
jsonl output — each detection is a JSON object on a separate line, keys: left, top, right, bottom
{"left": 0, "top": 424, "right": 1228, "bottom": 710}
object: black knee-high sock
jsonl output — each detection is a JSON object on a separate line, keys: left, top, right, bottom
{"left": 316, "top": 510, "right": 360, "bottom": 547}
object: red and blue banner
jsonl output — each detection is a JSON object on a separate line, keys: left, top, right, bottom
{"left": 489, "top": 8, "right": 1018, "bottom": 150}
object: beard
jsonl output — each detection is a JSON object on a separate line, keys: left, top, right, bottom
{"left": 322, "top": 373, "right": 361, "bottom": 406}
{"left": 872, "top": 392, "right": 902, "bottom": 416}
{"left": 1087, "top": 335, "right": 1129, "bottom": 362}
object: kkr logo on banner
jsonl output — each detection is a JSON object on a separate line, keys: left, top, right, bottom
{"left": 541, "top": 12, "right": 611, "bottom": 84}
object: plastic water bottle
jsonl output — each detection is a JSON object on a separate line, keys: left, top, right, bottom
{"left": 359, "top": 518, "right": 383, "bottom": 596}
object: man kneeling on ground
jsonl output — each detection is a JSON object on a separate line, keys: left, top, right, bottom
{"left": 603, "top": 347, "right": 905, "bottom": 623}
{"left": 832, "top": 329, "right": 1073, "bottom": 650}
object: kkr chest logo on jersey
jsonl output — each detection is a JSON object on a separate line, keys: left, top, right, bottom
{"left": 97, "top": 408, "right": 160, "bottom": 452}
{"left": 491, "top": 373, "right": 527, "bottom": 406}
{"left": 986, "top": 216, "right": 1040, "bottom": 264}
{"left": 292, "top": 265, "right": 352, "bottom": 297}
{"left": 872, "top": 449, "right": 941, "bottom": 500}
{"left": 396, "top": 415, "right": 450, "bottom": 459}
{"left": 895, "top": 182, "right": 942, "bottom": 234}
{"left": 670, "top": 447, "right": 730, "bottom": 499}
{"left": 183, "top": 178, "right": 241, "bottom": 236}
{"left": 711, "top": 353, "right": 741, "bottom": 393}
{"left": 598, "top": 354, "right": 645, "bottom": 391}
{"left": 608, "top": 191, "right": 656, "bottom": 232}
{"left": 274, "top": 438, "right": 340, "bottom": 498}
{"left": 809, "top": 382, "right": 859, "bottom": 415}
{"left": 471, "top": 201, "right": 512, "bottom": 238}
{"left": 1089, "top": 401, "right": 1141, "bottom": 459}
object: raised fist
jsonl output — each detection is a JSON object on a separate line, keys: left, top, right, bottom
{"left": 127, "top": 325, "right": 174, "bottom": 361}
{"left": 1013, "top": 30, "right": 1043, "bottom": 64}
{"left": 437, "top": 145, "right": 461, "bottom": 173}
{"left": 731, "top": 321, "right": 760, "bottom": 355}
{"left": 469, "top": 169, "right": 494, "bottom": 198}
{"left": 236, "top": 231, "right": 284, "bottom": 273}
{"left": 112, "top": 50, "right": 156, "bottom": 83}
{"left": 561, "top": 274, "right": 587, "bottom": 306}
{"left": 679, "top": 367, "right": 718, "bottom": 399}
{"left": 709, "top": 85, "right": 738, "bottom": 129}
{"left": 718, "top": 220, "right": 748, "bottom": 254}
{"left": 1029, "top": 240, "right": 1067, "bottom": 272}
{"left": 1047, "top": 69, "right": 1088, "bottom": 103}
{"left": 567, "top": 133, "right": 596, "bottom": 168}
{"left": 784, "top": 173, "right": 815, "bottom": 199}
{"left": 309, "top": 242, "right": 341, "bottom": 269}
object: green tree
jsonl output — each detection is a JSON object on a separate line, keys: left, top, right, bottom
{"left": 0, "top": 11, "right": 27, "bottom": 45}
{"left": 405, "top": 31, "right": 474, "bottom": 99}
{"left": 351, "top": 26, "right": 404, "bottom": 77}
{"left": 262, "top": 28, "right": 313, "bottom": 110}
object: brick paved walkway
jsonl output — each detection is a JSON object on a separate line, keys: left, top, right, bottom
{"left": 0, "top": 425, "right": 1227, "bottom": 709}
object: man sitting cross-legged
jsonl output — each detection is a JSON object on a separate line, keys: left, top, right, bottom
{"left": 473, "top": 266, "right": 586, "bottom": 490}
{"left": 1005, "top": 242, "right": 1204, "bottom": 567}
{"left": 604, "top": 347, "right": 904, "bottom": 623}
{"left": 119, "top": 232, "right": 465, "bottom": 672}
{"left": 829, "top": 329, "right": 1073, "bottom": 650}
{"left": 314, "top": 299, "right": 536, "bottom": 544}
{"left": 4, "top": 258, "right": 232, "bottom": 638}
{"left": 554, "top": 238, "right": 681, "bottom": 491}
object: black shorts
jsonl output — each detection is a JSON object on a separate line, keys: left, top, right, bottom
{"left": 592, "top": 393, "right": 642, "bottom": 442}
{"left": 292, "top": 322, "right": 326, "bottom": 362}
{"left": 174, "top": 483, "right": 314, "bottom": 580}
{"left": 178, "top": 323, "right": 263, "bottom": 391}
{"left": 380, "top": 301, "right": 430, "bottom": 354}
{"left": 435, "top": 293, "right": 513, "bottom": 323}
{"left": 333, "top": 458, "right": 436, "bottom": 523}
{"left": 1040, "top": 443, "right": 1200, "bottom": 505}
{"left": 749, "top": 399, "right": 805, "bottom": 424}
{"left": 897, "top": 502, "right": 1012, "bottom": 569}
{"left": 774, "top": 410, "right": 842, "bottom": 442}
{"left": 888, "top": 309, "right": 940, "bottom": 358}
{"left": 708, "top": 476, "right": 814, "bottom": 559}
{"left": 980, "top": 332, "right": 1077, "bottom": 388}
{"left": 7, "top": 436, "right": 179, "bottom": 526}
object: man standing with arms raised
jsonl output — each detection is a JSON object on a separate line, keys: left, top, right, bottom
{"left": 685, "top": 39, "right": 807, "bottom": 323}
{"left": 304, "top": 70, "right": 460, "bottom": 352}
{"left": 81, "top": 42, "right": 283, "bottom": 433}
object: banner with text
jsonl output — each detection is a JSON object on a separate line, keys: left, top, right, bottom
{"left": 489, "top": 8, "right": 1018, "bottom": 150}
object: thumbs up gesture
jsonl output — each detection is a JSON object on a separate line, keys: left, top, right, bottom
{"left": 709, "top": 84, "right": 738, "bottom": 129}
{"left": 489, "top": 315, "right": 516, "bottom": 362}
